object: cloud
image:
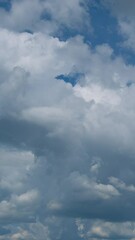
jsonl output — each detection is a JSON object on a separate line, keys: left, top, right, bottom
{"left": 76, "top": 219, "right": 135, "bottom": 239}
{"left": 1, "top": 1, "right": 135, "bottom": 239}
{"left": 0, "top": 0, "right": 91, "bottom": 35}
{"left": 0, "top": 189, "right": 39, "bottom": 224}
{"left": 0, "top": 147, "right": 39, "bottom": 225}
{"left": 103, "top": 0, "right": 135, "bottom": 51}
{"left": 1, "top": 27, "right": 135, "bottom": 225}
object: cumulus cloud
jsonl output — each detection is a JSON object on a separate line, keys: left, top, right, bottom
{"left": 0, "top": 147, "right": 39, "bottom": 225}
{"left": 76, "top": 219, "right": 135, "bottom": 240}
{"left": 1, "top": 0, "right": 135, "bottom": 239}
{"left": 0, "top": 0, "right": 91, "bottom": 34}
{"left": 1, "top": 29, "right": 135, "bottom": 235}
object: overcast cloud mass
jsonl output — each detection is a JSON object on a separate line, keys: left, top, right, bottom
{"left": 1, "top": 0, "right": 135, "bottom": 239}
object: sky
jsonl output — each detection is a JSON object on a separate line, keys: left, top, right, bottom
{"left": 1, "top": 0, "right": 135, "bottom": 239}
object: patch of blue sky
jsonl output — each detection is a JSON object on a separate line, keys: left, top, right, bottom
{"left": 117, "top": 48, "right": 135, "bottom": 66}
{"left": 40, "top": 10, "right": 52, "bottom": 21}
{"left": 56, "top": 72, "right": 84, "bottom": 87}
{"left": 0, "top": 0, "right": 11, "bottom": 11}
{"left": 89, "top": 2, "right": 122, "bottom": 48}
{"left": 53, "top": 25, "right": 82, "bottom": 42}
{"left": 126, "top": 79, "right": 135, "bottom": 87}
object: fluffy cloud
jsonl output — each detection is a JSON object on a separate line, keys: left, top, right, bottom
{"left": 76, "top": 219, "right": 135, "bottom": 239}
{"left": 1, "top": 1, "right": 135, "bottom": 239}
{"left": 1, "top": 28, "right": 135, "bottom": 235}
{"left": 0, "top": 147, "right": 39, "bottom": 224}
{"left": 0, "top": 0, "right": 91, "bottom": 34}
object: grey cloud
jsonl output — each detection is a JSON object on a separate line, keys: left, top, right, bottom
{"left": 1, "top": 3, "right": 135, "bottom": 239}
{"left": 103, "top": 0, "right": 135, "bottom": 18}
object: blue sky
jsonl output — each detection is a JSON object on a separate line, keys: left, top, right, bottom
{"left": 0, "top": 0, "right": 11, "bottom": 11}
{"left": 1, "top": 0, "right": 135, "bottom": 239}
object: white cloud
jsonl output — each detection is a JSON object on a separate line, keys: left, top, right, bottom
{"left": 76, "top": 219, "right": 135, "bottom": 240}
{"left": 66, "top": 171, "right": 120, "bottom": 201}
{"left": 0, "top": 0, "right": 91, "bottom": 34}
{"left": 0, "top": 147, "right": 39, "bottom": 224}
{"left": 109, "top": 177, "right": 135, "bottom": 192}
{"left": 1, "top": 1, "right": 135, "bottom": 239}
{"left": 0, "top": 148, "right": 35, "bottom": 190}
{"left": 1, "top": 27, "right": 135, "bottom": 226}
{"left": 0, "top": 189, "right": 39, "bottom": 223}
{"left": 22, "top": 107, "right": 72, "bottom": 127}
{"left": 74, "top": 84, "right": 121, "bottom": 106}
